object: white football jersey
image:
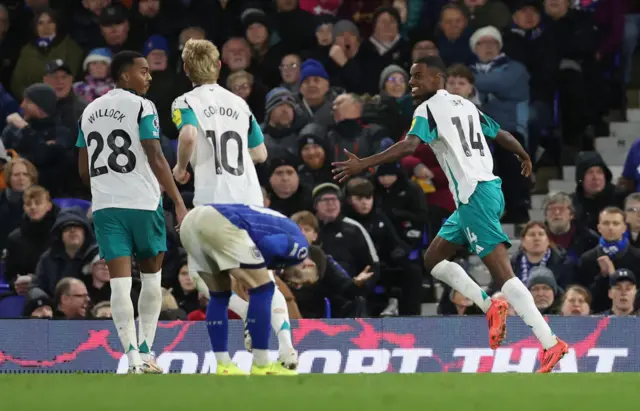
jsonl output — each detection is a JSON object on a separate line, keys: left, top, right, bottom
{"left": 408, "top": 90, "right": 500, "bottom": 205}
{"left": 171, "top": 84, "right": 263, "bottom": 207}
{"left": 77, "top": 89, "right": 161, "bottom": 212}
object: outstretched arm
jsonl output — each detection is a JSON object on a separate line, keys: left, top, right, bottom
{"left": 494, "top": 129, "right": 532, "bottom": 177}
{"left": 332, "top": 135, "right": 421, "bottom": 183}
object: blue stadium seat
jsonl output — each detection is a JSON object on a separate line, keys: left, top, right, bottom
{"left": 0, "top": 295, "right": 24, "bottom": 318}
{"left": 324, "top": 298, "right": 331, "bottom": 318}
{"left": 53, "top": 198, "right": 92, "bottom": 213}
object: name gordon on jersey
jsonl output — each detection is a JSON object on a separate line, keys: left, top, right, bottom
{"left": 203, "top": 105, "right": 240, "bottom": 120}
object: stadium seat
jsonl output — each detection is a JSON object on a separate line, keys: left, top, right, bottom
{"left": 0, "top": 260, "right": 8, "bottom": 291}
{"left": 324, "top": 298, "right": 331, "bottom": 318}
{"left": 0, "top": 295, "right": 24, "bottom": 318}
{"left": 53, "top": 198, "right": 92, "bottom": 213}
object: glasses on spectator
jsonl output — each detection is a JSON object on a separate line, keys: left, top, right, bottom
{"left": 279, "top": 63, "right": 299, "bottom": 70}
{"left": 387, "top": 76, "right": 406, "bottom": 84}
{"left": 626, "top": 207, "right": 640, "bottom": 212}
{"left": 233, "top": 83, "right": 251, "bottom": 92}
{"left": 546, "top": 205, "right": 569, "bottom": 214}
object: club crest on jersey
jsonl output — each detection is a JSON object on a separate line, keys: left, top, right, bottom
{"left": 250, "top": 246, "right": 263, "bottom": 260}
{"left": 297, "top": 247, "right": 308, "bottom": 260}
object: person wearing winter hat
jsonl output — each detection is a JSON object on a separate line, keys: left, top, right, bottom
{"left": 73, "top": 48, "right": 115, "bottom": 103}
{"left": 298, "top": 59, "right": 339, "bottom": 127}
{"left": 329, "top": 19, "right": 364, "bottom": 92}
{"left": 297, "top": 122, "right": 332, "bottom": 189}
{"left": 267, "top": 154, "right": 313, "bottom": 217}
{"left": 379, "top": 64, "right": 408, "bottom": 97}
{"left": 261, "top": 87, "right": 305, "bottom": 159}
{"left": 527, "top": 266, "right": 560, "bottom": 314}
{"left": 22, "top": 83, "right": 58, "bottom": 119}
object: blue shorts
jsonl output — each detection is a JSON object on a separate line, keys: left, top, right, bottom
{"left": 92, "top": 203, "right": 167, "bottom": 262}
{"left": 437, "top": 179, "right": 511, "bottom": 258}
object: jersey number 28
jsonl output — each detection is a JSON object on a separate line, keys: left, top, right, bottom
{"left": 206, "top": 130, "right": 244, "bottom": 176}
{"left": 451, "top": 116, "right": 484, "bottom": 157}
{"left": 88, "top": 129, "right": 136, "bottom": 177}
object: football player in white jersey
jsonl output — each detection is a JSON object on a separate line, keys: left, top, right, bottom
{"left": 77, "top": 51, "right": 188, "bottom": 374}
{"left": 170, "top": 39, "right": 298, "bottom": 370}
{"left": 333, "top": 56, "right": 568, "bottom": 373}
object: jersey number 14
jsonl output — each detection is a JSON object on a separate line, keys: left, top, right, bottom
{"left": 206, "top": 130, "right": 245, "bottom": 176}
{"left": 451, "top": 116, "right": 484, "bottom": 157}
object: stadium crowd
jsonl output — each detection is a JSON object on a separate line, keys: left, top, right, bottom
{"left": 0, "top": 0, "right": 640, "bottom": 321}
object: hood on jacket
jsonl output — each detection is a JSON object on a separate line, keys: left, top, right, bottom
{"left": 575, "top": 151, "right": 612, "bottom": 186}
{"left": 51, "top": 207, "right": 95, "bottom": 246}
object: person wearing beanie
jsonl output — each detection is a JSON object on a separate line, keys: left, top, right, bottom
{"left": 527, "top": 266, "right": 560, "bottom": 314}
{"left": 325, "top": 19, "right": 368, "bottom": 94}
{"left": 311, "top": 181, "right": 381, "bottom": 292}
{"left": 358, "top": 6, "right": 410, "bottom": 95}
{"left": 470, "top": 25, "right": 530, "bottom": 224}
{"left": 261, "top": 87, "right": 307, "bottom": 159}
{"left": 297, "top": 122, "right": 333, "bottom": 189}
{"left": 73, "top": 48, "right": 115, "bottom": 103}
{"left": 298, "top": 58, "right": 343, "bottom": 127}
{"left": 267, "top": 154, "right": 314, "bottom": 217}
{"left": 242, "top": 6, "right": 282, "bottom": 89}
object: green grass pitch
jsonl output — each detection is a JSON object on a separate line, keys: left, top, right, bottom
{"left": 1, "top": 373, "right": 637, "bottom": 410}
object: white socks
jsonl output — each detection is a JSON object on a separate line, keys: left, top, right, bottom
{"left": 138, "top": 271, "right": 162, "bottom": 361}
{"left": 501, "top": 278, "right": 558, "bottom": 349}
{"left": 228, "top": 287, "right": 294, "bottom": 356}
{"left": 110, "top": 277, "right": 142, "bottom": 367}
{"left": 431, "top": 260, "right": 492, "bottom": 313}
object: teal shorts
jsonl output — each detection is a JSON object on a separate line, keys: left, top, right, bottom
{"left": 437, "top": 179, "right": 511, "bottom": 258}
{"left": 93, "top": 203, "right": 167, "bottom": 262}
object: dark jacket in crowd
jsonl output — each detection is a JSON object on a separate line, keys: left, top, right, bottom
{"left": 509, "top": 247, "right": 576, "bottom": 290}
{"left": 548, "top": 221, "right": 600, "bottom": 265}
{"left": 328, "top": 119, "right": 387, "bottom": 162}
{"left": 262, "top": 112, "right": 309, "bottom": 159}
{"left": 5, "top": 204, "right": 60, "bottom": 285}
{"left": 268, "top": 185, "right": 314, "bottom": 217}
{"left": 296, "top": 123, "right": 334, "bottom": 189}
{"left": 570, "top": 151, "right": 626, "bottom": 232}
{"left": 297, "top": 86, "right": 344, "bottom": 128}
{"left": 35, "top": 208, "right": 97, "bottom": 297}
{"left": 0, "top": 188, "right": 24, "bottom": 252}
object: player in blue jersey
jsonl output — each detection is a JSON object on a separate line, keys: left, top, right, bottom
{"left": 179, "top": 204, "right": 318, "bottom": 376}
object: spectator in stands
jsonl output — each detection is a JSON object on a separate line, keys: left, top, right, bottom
{"left": 269, "top": 0, "right": 317, "bottom": 53}
{"left": 571, "top": 151, "right": 626, "bottom": 232}
{"left": 2, "top": 83, "right": 75, "bottom": 198}
{"left": 143, "top": 35, "right": 177, "bottom": 139}
{"left": 297, "top": 59, "right": 344, "bottom": 127}
{"left": 461, "top": 0, "right": 511, "bottom": 31}
{"left": 219, "top": 37, "right": 252, "bottom": 88}
{"left": 619, "top": 137, "right": 640, "bottom": 193}
{"left": 0, "top": 84, "right": 20, "bottom": 132}
{"left": 579, "top": 207, "right": 640, "bottom": 313}
{"left": 54, "top": 277, "right": 90, "bottom": 319}
{"left": 470, "top": 26, "right": 531, "bottom": 223}
{"left": 329, "top": 93, "right": 387, "bottom": 162}
{"left": 22, "top": 287, "right": 54, "bottom": 318}
{"left": 438, "top": 283, "right": 484, "bottom": 315}
{"left": 302, "top": 15, "right": 334, "bottom": 69}
{"left": 0, "top": 158, "right": 37, "bottom": 252}
{"left": 267, "top": 155, "right": 313, "bottom": 216}
{"left": 241, "top": 7, "right": 281, "bottom": 90}
{"left": 0, "top": 4, "right": 21, "bottom": 89}
{"left": 373, "top": 161, "right": 429, "bottom": 250}
{"left": 278, "top": 54, "right": 302, "bottom": 93}
{"left": 11, "top": 8, "right": 83, "bottom": 99}
{"left": 290, "top": 213, "right": 369, "bottom": 318}
{"left": 297, "top": 123, "right": 333, "bottom": 189}
{"left": 129, "top": 0, "right": 177, "bottom": 51}
{"left": 0, "top": 140, "right": 16, "bottom": 190}
{"left": 325, "top": 19, "right": 367, "bottom": 94}
{"left": 159, "top": 287, "right": 187, "bottom": 320}
{"left": 508, "top": 221, "right": 575, "bottom": 290}
{"left": 5, "top": 185, "right": 59, "bottom": 287}
{"left": 34, "top": 207, "right": 98, "bottom": 298}
{"left": 625, "top": 193, "right": 640, "bottom": 248}
{"left": 171, "top": 258, "right": 202, "bottom": 317}
{"left": 92, "top": 301, "right": 111, "bottom": 318}
{"left": 544, "top": 192, "right": 599, "bottom": 264}
{"left": 99, "top": 4, "right": 137, "bottom": 54}
{"left": 81, "top": 249, "right": 140, "bottom": 311}
{"left": 343, "top": 177, "right": 422, "bottom": 315}
{"left": 262, "top": 88, "right": 307, "bottom": 159}
{"left": 226, "top": 70, "right": 266, "bottom": 124}
{"left": 72, "top": 48, "right": 115, "bottom": 103}
{"left": 436, "top": 4, "right": 474, "bottom": 66}
{"left": 603, "top": 269, "right": 639, "bottom": 316}
{"left": 69, "top": 0, "right": 108, "bottom": 53}
{"left": 313, "top": 182, "right": 380, "bottom": 289}
{"left": 560, "top": 285, "right": 591, "bottom": 316}
{"left": 43, "top": 59, "right": 88, "bottom": 132}
{"left": 527, "top": 266, "right": 561, "bottom": 314}
{"left": 445, "top": 64, "right": 480, "bottom": 106}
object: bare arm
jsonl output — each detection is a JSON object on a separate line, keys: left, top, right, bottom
{"left": 78, "top": 147, "right": 89, "bottom": 186}
{"left": 249, "top": 142, "right": 268, "bottom": 164}
{"left": 142, "top": 139, "right": 186, "bottom": 210}
{"left": 176, "top": 124, "right": 197, "bottom": 171}
{"left": 361, "top": 135, "right": 421, "bottom": 169}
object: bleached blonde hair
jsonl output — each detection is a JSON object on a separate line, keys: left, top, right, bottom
{"left": 182, "top": 39, "right": 220, "bottom": 85}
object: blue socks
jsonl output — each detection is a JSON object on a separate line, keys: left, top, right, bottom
{"left": 247, "top": 282, "right": 275, "bottom": 354}
{"left": 206, "top": 290, "right": 231, "bottom": 355}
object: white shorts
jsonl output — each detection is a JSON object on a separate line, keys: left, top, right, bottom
{"left": 180, "top": 205, "right": 265, "bottom": 274}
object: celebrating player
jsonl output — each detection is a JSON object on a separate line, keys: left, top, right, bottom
{"left": 179, "top": 204, "right": 318, "bottom": 376}
{"left": 332, "top": 56, "right": 568, "bottom": 373}
{"left": 77, "top": 51, "right": 188, "bottom": 374}
{"left": 170, "top": 38, "right": 298, "bottom": 370}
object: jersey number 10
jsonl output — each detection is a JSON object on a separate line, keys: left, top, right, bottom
{"left": 88, "top": 129, "right": 136, "bottom": 177}
{"left": 451, "top": 116, "right": 484, "bottom": 157}
{"left": 206, "top": 130, "right": 245, "bottom": 176}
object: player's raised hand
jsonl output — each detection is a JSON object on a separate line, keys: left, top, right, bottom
{"left": 517, "top": 155, "right": 532, "bottom": 178}
{"left": 332, "top": 149, "right": 365, "bottom": 183}
{"left": 172, "top": 165, "right": 191, "bottom": 185}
